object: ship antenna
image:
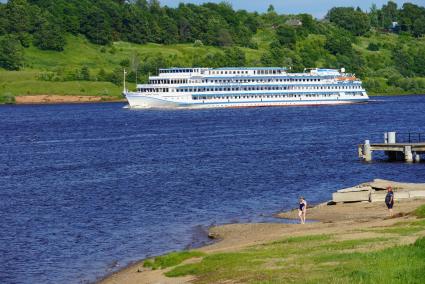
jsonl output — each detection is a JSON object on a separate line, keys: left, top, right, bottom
{"left": 123, "top": 68, "right": 127, "bottom": 93}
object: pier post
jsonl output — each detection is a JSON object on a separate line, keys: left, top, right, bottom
{"left": 404, "top": 146, "right": 413, "bottom": 163}
{"left": 364, "top": 140, "right": 372, "bottom": 162}
{"left": 358, "top": 145, "right": 363, "bottom": 158}
{"left": 388, "top": 132, "right": 396, "bottom": 144}
{"left": 414, "top": 153, "right": 421, "bottom": 163}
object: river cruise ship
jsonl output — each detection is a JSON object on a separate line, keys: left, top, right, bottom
{"left": 124, "top": 67, "right": 368, "bottom": 108}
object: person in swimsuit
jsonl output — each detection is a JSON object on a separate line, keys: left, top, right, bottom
{"left": 298, "top": 197, "right": 307, "bottom": 224}
{"left": 385, "top": 186, "right": 394, "bottom": 216}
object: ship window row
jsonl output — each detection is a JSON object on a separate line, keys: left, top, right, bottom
{"left": 160, "top": 69, "right": 194, "bottom": 73}
{"left": 206, "top": 78, "right": 321, "bottom": 83}
{"left": 176, "top": 85, "right": 361, "bottom": 92}
{"left": 210, "top": 70, "right": 249, "bottom": 75}
{"left": 192, "top": 93, "right": 347, "bottom": 100}
{"left": 150, "top": 79, "right": 188, "bottom": 84}
{"left": 209, "top": 70, "right": 285, "bottom": 75}
{"left": 138, "top": 88, "right": 169, "bottom": 92}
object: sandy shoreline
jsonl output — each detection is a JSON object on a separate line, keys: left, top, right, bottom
{"left": 99, "top": 194, "right": 425, "bottom": 284}
{"left": 12, "top": 95, "right": 126, "bottom": 104}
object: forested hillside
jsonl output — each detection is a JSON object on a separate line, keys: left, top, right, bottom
{"left": 1, "top": 0, "right": 425, "bottom": 103}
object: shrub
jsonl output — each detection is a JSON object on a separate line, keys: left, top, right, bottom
{"left": 367, "top": 42, "right": 380, "bottom": 51}
{"left": 193, "top": 40, "right": 203, "bottom": 47}
{"left": 0, "top": 92, "right": 15, "bottom": 104}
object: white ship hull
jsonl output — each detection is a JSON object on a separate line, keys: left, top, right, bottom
{"left": 125, "top": 92, "right": 369, "bottom": 109}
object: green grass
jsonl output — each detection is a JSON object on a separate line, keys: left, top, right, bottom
{"left": 370, "top": 219, "right": 425, "bottom": 236}
{"left": 0, "top": 69, "right": 124, "bottom": 99}
{"left": 2, "top": 78, "right": 122, "bottom": 97}
{"left": 364, "top": 206, "right": 425, "bottom": 236}
{"left": 271, "top": 234, "right": 331, "bottom": 244}
{"left": 162, "top": 208, "right": 425, "bottom": 283}
{"left": 415, "top": 204, "right": 425, "bottom": 218}
{"left": 22, "top": 34, "right": 263, "bottom": 72}
{"left": 166, "top": 235, "right": 425, "bottom": 283}
{"left": 142, "top": 251, "right": 205, "bottom": 270}
{"left": 316, "top": 237, "right": 425, "bottom": 284}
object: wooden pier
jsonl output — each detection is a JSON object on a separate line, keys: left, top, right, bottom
{"left": 358, "top": 132, "right": 425, "bottom": 162}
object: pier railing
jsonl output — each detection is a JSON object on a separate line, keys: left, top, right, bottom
{"left": 396, "top": 132, "right": 425, "bottom": 143}
{"left": 364, "top": 132, "right": 425, "bottom": 144}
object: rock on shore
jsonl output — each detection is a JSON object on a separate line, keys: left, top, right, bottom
{"left": 332, "top": 179, "right": 425, "bottom": 203}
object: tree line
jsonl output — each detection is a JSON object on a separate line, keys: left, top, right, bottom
{"left": 1, "top": 0, "right": 425, "bottom": 95}
{"left": 1, "top": 0, "right": 424, "bottom": 54}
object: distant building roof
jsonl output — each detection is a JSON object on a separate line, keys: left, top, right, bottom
{"left": 285, "top": 19, "right": 302, "bottom": 26}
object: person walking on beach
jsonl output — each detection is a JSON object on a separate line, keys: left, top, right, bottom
{"left": 298, "top": 197, "right": 307, "bottom": 224}
{"left": 385, "top": 186, "right": 394, "bottom": 217}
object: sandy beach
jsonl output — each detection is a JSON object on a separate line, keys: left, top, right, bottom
{"left": 14, "top": 95, "right": 125, "bottom": 104}
{"left": 100, "top": 195, "right": 425, "bottom": 284}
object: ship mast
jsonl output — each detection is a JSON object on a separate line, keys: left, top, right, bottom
{"left": 123, "top": 69, "right": 127, "bottom": 93}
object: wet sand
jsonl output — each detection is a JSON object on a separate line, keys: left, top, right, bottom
{"left": 99, "top": 198, "right": 425, "bottom": 284}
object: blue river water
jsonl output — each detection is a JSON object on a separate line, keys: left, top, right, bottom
{"left": 0, "top": 95, "right": 424, "bottom": 284}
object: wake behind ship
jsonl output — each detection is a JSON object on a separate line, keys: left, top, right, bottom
{"left": 123, "top": 67, "right": 369, "bottom": 108}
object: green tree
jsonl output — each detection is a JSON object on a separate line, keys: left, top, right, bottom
{"left": 4, "top": 0, "right": 32, "bottom": 34}
{"left": 325, "top": 31, "right": 353, "bottom": 56}
{"left": 267, "top": 5, "right": 275, "bottom": 13}
{"left": 217, "top": 28, "right": 233, "bottom": 46}
{"left": 297, "top": 35, "right": 327, "bottom": 67}
{"left": 17, "top": 32, "right": 32, "bottom": 48}
{"left": 80, "top": 8, "right": 112, "bottom": 45}
{"left": 0, "top": 35, "right": 24, "bottom": 70}
{"left": 80, "top": 66, "right": 90, "bottom": 81}
{"left": 369, "top": 4, "right": 379, "bottom": 28}
{"left": 107, "top": 67, "right": 123, "bottom": 85}
{"left": 33, "top": 21, "right": 66, "bottom": 51}
{"left": 398, "top": 3, "right": 425, "bottom": 33}
{"left": 224, "top": 47, "right": 246, "bottom": 67}
{"left": 380, "top": 1, "right": 398, "bottom": 29}
{"left": 327, "top": 7, "right": 370, "bottom": 35}
{"left": 411, "top": 45, "right": 425, "bottom": 76}
{"left": 159, "top": 16, "right": 179, "bottom": 44}
{"left": 299, "top": 14, "right": 315, "bottom": 32}
{"left": 97, "top": 68, "right": 107, "bottom": 81}
{"left": 392, "top": 45, "right": 414, "bottom": 77}
{"left": 0, "top": 4, "right": 7, "bottom": 35}
{"left": 276, "top": 25, "right": 297, "bottom": 48}
{"left": 412, "top": 16, "right": 425, "bottom": 37}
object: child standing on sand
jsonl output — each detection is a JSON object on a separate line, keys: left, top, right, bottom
{"left": 298, "top": 197, "right": 307, "bottom": 224}
{"left": 385, "top": 186, "right": 394, "bottom": 216}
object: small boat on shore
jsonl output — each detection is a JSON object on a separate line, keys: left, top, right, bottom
{"left": 123, "top": 67, "right": 369, "bottom": 109}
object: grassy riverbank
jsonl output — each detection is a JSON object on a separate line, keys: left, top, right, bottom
{"left": 101, "top": 200, "right": 425, "bottom": 284}
{"left": 1, "top": 31, "right": 425, "bottom": 104}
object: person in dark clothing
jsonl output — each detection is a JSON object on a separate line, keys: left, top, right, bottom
{"left": 385, "top": 186, "right": 394, "bottom": 216}
{"left": 298, "top": 197, "right": 307, "bottom": 224}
